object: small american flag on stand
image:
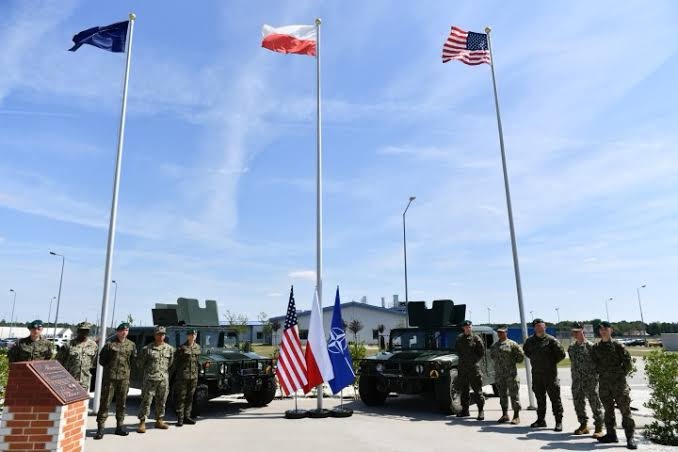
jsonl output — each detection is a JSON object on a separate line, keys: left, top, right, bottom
{"left": 276, "top": 286, "right": 308, "bottom": 396}
{"left": 442, "top": 26, "right": 491, "bottom": 65}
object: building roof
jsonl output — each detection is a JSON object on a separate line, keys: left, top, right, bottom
{"left": 270, "top": 301, "right": 406, "bottom": 322}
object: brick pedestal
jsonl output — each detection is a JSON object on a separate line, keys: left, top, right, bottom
{"left": 0, "top": 361, "right": 89, "bottom": 452}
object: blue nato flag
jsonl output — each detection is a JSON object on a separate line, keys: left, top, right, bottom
{"left": 69, "top": 20, "right": 129, "bottom": 52}
{"left": 327, "top": 287, "right": 356, "bottom": 394}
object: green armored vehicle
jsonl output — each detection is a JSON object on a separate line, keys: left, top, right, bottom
{"left": 358, "top": 300, "right": 497, "bottom": 413}
{"left": 125, "top": 298, "right": 277, "bottom": 415}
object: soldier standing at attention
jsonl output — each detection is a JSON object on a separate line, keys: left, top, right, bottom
{"left": 489, "top": 325, "right": 524, "bottom": 424}
{"left": 591, "top": 321, "right": 637, "bottom": 450}
{"left": 56, "top": 321, "right": 98, "bottom": 390}
{"left": 568, "top": 322, "right": 604, "bottom": 437}
{"left": 455, "top": 320, "right": 486, "bottom": 420}
{"left": 95, "top": 322, "right": 137, "bottom": 440}
{"left": 523, "top": 318, "right": 566, "bottom": 431}
{"left": 173, "top": 328, "right": 201, "bottom": 426}
{"left": 8, "top": 320, "right": 53, "bottom": 363}
{"left": 137, "top": 326, "right": 174, "bottom": 433}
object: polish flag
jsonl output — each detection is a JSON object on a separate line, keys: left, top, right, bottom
{"left": 261, "top": 24, "right": 317, "bottom": 56}
{"left": 303, "top": 290, "right": 334, "bottom": 393}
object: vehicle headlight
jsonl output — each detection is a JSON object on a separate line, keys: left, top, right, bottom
{"left": 257, "top": 361, "right": 264, "bottom": 371}
{"left": 220, "top": 364, "right": 226, "bottom": 375}
{"left": 375, "top": 363, "right": 384, "bottom": 372}
{"left": 415, "top": 364, "right": 424, "bottom": 374}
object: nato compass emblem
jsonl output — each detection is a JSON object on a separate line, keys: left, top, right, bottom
{"left": 328, "top": 327, "right": 347, "bottom": 355}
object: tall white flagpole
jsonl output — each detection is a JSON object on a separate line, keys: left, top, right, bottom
{"left": 92, "top": 13, "right": 136, "bottom": 414}
{"left": 314, "top": 17, "right": 324, "bottom": 412}
{"left": 484, "top": 26, "right": 536, "bottom": 410}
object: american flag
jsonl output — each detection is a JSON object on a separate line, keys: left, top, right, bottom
{"left": 442, "top": 26, "right": 491, "bottom": 65}
{"left": 276, "top": 286, "right": 308, "bottom": 396}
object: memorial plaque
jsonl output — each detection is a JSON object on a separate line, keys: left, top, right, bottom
{"left": 28, "top": 361, "right": 89, "bottom": 404}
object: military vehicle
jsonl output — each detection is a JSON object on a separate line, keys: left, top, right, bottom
{"left": 124, "top": 298, "right": 277, "bottom": 415}
{"left": 358, "top": 299, "right": 497, "bottom": 413}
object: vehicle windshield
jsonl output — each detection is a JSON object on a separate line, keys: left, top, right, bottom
{"left": 390, "top": 328, "right": 458, "bottom": 351}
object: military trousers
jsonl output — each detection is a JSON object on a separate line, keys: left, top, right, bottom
{"left": 532, "top": 372, "right": 563, "bottom": 420}
{"left": 174, "top": 378, "right": 198, "bottom": 419}
{"left": 138, "top": 377, "right": 169, "bottom": 421}
{"left": 96, "top": 378, "right": 130, "bottom": 425}
{"left": 495, "top": 374, "right": 521, "bottom": 413}
{"left": 599, "top": 379, "right": 635, "bottom": 438}
{"left": 455, "top": 369, "right": 485, "bottom": 410}
{"left": 572, "top": 377, "right": 603, "bottom": 427}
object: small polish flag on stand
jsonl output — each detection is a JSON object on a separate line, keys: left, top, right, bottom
{"left": 303, "top": 290, "right": 334, "bottom": 393}
{"left": 261, "top": 24, "right": 317, "bottom": 56}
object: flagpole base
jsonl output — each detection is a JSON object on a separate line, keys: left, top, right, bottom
{"left": 330, "top": 407, "right": 353, "bottom": 418}
{"left": 285, "top": 409, "right": 309, "bottom": 419}
{"left": 307, "top": 408, "right": 332, "bottom": 418}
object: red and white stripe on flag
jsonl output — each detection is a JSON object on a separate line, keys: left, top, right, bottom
{"left": 276, "top": 291, "right": 308, "bottom": 396}
{"left": 303, "top": 290, "right": 334, "bottom": 393}
{"left": 442, "top": 26, "right": 491, "bottom": 65}
{"left": 261, "top": 24, "right": 316, "bottom": 56}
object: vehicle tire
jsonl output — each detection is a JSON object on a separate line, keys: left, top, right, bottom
{"left": 358, "top": 376, "right": 388, "bottom": 406}
{"left": 435, "top": 369, "right": 462, "bottom": 414}
{"left": 244, "top": 379, "right": 277, "bottom": 407}
{"left": 191, "top": 384, "right": 209, "bottom": 417}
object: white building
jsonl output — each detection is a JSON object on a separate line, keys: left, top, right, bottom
{"left": 271, "top": 301, "right": 407, "bottom": 346}
{"left": 0, "top": 326, "right": 72, "bottom": 342}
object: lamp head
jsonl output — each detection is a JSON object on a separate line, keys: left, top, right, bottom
{"left": 409, "top": 196, "right": 416, "bottom": 202}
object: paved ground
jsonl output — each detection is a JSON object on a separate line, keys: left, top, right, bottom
{"left": 84, "top": 368, "right": 672, "bottom": 452}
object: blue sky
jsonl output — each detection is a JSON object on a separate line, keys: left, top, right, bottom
{"left": 1, "top": 0, "right": 677, "bottom": 327}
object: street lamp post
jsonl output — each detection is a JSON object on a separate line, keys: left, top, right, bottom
{"left": 402, "top": 196, "right": 415, "bottom": 325}
{"left": 487, "top": 307, "right": 491, "bottom": 325}
{"left": 468, "top": 310, "right": 472, "bottom": 322}
{"left": 637, "top": 284, "right": 647, "bottom": 335}
{"left": 8, "top": 289, "right": 17, "bottom": 338}
{"left": 47, "top": 296, "right": 56, "bottom": 326}
{"left": 555, "top": 307, "right": 560, "bottom": 323}
{"left": 50, "top": 251, "right": 65, "bottom": 343}
{"left": 530, "top": 310, "right": 534, "bottom": 322}
{"left": 110, "top": 280, "right": 118, "bottom": 330}
{"left": 605, "top": 297, "right": 613, "bottom": 322}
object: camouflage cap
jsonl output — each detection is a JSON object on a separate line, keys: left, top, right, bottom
{"left": 116, "top": 322, "right": 130, "bottom": 331}
{"left": 496, "top": 325, "right": 508, "bottom": 332}
{"left": 532, "top": 318, "right": 545, "bottom": 326}
{"left": 186, "top": 328, "right": 197, "bottom": 335}
{"left": 27, "top": 319, "right": 44, "bottom": 329}
{"left": 76, "top": 321, "right": 93, "bottom": 330}
{"left": 154, "top": 325, "right": 166, "bottom": 335}
{"left": 599, "top": 321, "right": 613, "bottom": 328}
{"left": 462, "top": 320, "right": 472, "bottom": 326}
{"left": 570, "top": 322, "right": 583, "bottom": 331}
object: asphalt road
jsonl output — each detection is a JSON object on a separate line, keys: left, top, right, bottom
{"left": 84, "top": 368, "right": 670, "bottom": 452}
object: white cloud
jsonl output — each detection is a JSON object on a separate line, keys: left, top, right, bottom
{"left": 288, "top": 270, "right": 316, "bottom": 281}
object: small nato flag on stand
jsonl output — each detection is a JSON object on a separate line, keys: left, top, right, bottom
{"left": 69, "top": 20, "right": 129, "bottom": 52}
{"left": 327, "top": 287, "right": 355, "bottom": 394}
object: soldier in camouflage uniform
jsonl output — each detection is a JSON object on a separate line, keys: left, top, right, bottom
{"left": 137, "top": 326, "right": 174, "bottom": 433}
{"left": 489, "top": 325, "right": 524, "bottom": 424}
{"left": 95, "top": 322, "right": 137, "bottom": 440}
{"left": 8, "top": 320, "right": 54, "bottom": 363}
{"left": 591, "top": 321, "right": 637, "bottom": 450}
{"left": 172, "top": 328, "right": 201, "bottom": 426}
{"left": 568, "top": 322, "right": 603, "bottom": 437}
{"left": 523, "top": 318, "right": 566, "bottom": 431}
{"left": 56, "top": 321, "right": 98, "bottom": 390}
{"left": 454, "top": 320, "right": 486, "bottom": 420}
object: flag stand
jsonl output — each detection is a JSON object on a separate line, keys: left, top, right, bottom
{"left": 284, "top": 392, "right": 308, "bottom": 419}
{"left": 330, "top": 389, "right": 353, "bottom": 418}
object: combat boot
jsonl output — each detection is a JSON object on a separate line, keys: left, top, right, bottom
{"left": 176, "top": 416, "right": 184, "bottom": 427}
{"left": 457, "top": 407, "right": 470, "bottom": 418}
{"left": 530, "top": 418, "right": 547, "bottom": 428}
{"left": 626, "top": 435, "right": 637, "bottom": 450}
{"left": 497, "top": 411, "right": 510, "bottom": 423}
{"left": 137, "top": 419, "right": 146, "bottom": 434}
{"left": 597, "top": 430, "right": 619, "bottom": 443}
{"left": 184, "top": 417, "right": 196, "bottom": 425}
{"left": 510, "top": 411, "right": 520, "bottom": 425}
{"left": 554, "top": 418, "right": 563, "bottom": 432}
{"left": 115, "top": 423, "right": 129, "bottom": 436}
{"left": 574, "top": 423, "right": 589, "bottom": 435}
{"left": 155, "top": 418, "right": 169, "bottom": 430}
{"left": 94, "top": 424, "right": 104, "bottom": 440}
{"left": 592, "top": 424, "right": 604, "bottom": 438}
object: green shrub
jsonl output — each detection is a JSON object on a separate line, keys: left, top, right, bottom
{"left": 0, "top": 349, "right": 8, "bottom": 405}
{"left": 643, "top": 350, "right": 678, "bottom": 446}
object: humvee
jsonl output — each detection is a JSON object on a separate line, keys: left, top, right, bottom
{"left": 120, "top": 299, "right": 276, "bottom": 416}
{"left": 358, "top": 299, "right": 497, "bottom": 413}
